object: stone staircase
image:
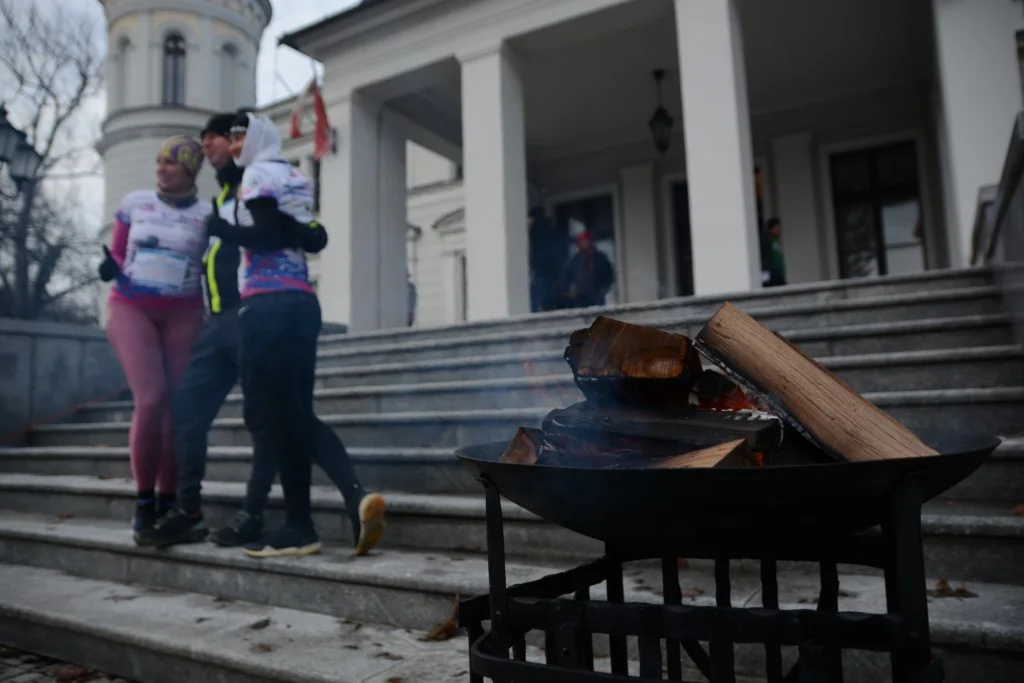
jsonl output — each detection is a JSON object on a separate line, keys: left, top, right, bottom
{"left": 0, "top": 267, "right": 1022, "bottom": 682}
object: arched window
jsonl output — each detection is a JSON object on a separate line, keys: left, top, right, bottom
{"left": 162, "top": 33, "right": 186, "bottom": 106}
{"left": 220, "top": 43, "right": 238, "bottom": 109}
{"left": 113, "top": 36, "right": 130, "bottom": 110}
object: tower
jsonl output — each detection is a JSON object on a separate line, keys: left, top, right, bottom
{"left": 96, "top": 0, "right": 272, "bottom": 218}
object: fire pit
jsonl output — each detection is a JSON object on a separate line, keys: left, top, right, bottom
{"left": 455, "top": 432, "right": 997, "bottom": 682}
{"left": 455, "top": 306, "right": 1000, "bottom": 682}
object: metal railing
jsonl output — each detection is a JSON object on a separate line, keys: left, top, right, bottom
{"left": 972, "top": 111, "right": 1024, "bottom": 344}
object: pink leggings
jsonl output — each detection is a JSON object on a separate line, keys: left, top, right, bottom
{"left": 107, "top": 300, "right": 205, "bottom": 494}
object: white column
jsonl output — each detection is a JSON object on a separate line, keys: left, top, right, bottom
{"left": 459, "top": 44, "right": 529, "bottom": 320}
{"left": 770, "top": 132, "right": 823, "bottom": 283}
{"left": 318, "top": 93, "right": 408, "bottom": 331}
{"left": 378, "top": 112, "right": 410, "bottom": 329}
{"left": 619, "top": 163, "right": 661, "bottom": 302}
{"left": 933, "top": 0, "right": 1024, "bottom": 267}
{"left": 674, "top": 0, "right": 760, "bottom": 295}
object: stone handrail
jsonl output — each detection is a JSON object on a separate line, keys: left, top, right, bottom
{"left": 0, "top": 319, "right": 126, "bottom": 445}
{"left": 972, "top": 111, "right": 1024, "bottom": 343}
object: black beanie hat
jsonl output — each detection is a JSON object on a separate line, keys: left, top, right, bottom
{"left": 201, "top": 113, "right": 237, "bottom": 138}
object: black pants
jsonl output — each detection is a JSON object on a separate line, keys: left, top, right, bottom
{"left": 172, "top": 303, "right": 364, "bottom": 523}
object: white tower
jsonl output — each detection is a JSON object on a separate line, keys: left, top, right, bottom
{"left": 97, "top": 0, "right": 272, "bottom": 218}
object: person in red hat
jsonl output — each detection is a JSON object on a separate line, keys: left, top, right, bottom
{"left": 553, "top": 231, "right": 615, "bottom": 309}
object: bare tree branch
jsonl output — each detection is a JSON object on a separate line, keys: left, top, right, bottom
{"left": 0, "top": 0, "right": 104, "bottom": 323}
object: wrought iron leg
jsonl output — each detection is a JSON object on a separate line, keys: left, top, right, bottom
{"left": 483, "top": 478, "right": 511, "bottom": 671}
{"left": 712, "top": 558, "right": 736, "bottom": 683}
{"left": 817, "top": 560, "right": 844, "bottom": 682}
{"left": 761, "top": 559, "right": 784, "bottom": 683}
{"left": 882, "top": 483, "right": 934, "bottom": 683}
{"left": 574, "top": 586, "right": 595, "bottom": 671}
{"left": 605, "top": 546, "right": 629, "bottom": 676}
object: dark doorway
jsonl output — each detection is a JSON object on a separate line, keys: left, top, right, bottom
{"left": 670, "top": 182, "right": 694, "bottom": 296}
{"left": 829, "top": 141, "right": 927, "bottom": 279}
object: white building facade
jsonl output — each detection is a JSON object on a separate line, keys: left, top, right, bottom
{"left": 279, "top": 0, "right": 1024, "bottom": 332}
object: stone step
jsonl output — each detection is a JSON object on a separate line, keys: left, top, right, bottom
{"left": 317, "top": 311, "right": 1013, "bottom": 370}
{"left": 0, "top": 515, "right": 1021, "bottom": 682}
{"left": 2, "top": 437, "right": 1019, "bottom": 500}
{"left": 0, "top": 477, "right": 1020, "bottom": 585}
{"left": 0, "top": 562, "right": 476, "bottom": 683}
{"left": 0, "top": 445, "right": 465, "bottom": 494}
{"left": 311, "top": 337, "right": 1022, "bottom": 389}
{"left": 73, "top": 346, "right": 1024, "bottom": 423}
{"left": 27, "top": 387, "right": 1024, "bottom": 450}
{"left": 322, "top": 268, "right": 995, "bottom": 350}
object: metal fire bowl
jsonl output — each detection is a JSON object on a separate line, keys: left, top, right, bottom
{"left": 455, "top": 431, "right": 999, "bottom": 558}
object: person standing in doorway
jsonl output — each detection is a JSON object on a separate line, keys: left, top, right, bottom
{"left": 98, "top": 135, "right": 209, "bottom": 543}
{"left": 528, "top": 207, "right": 566, "bottom": 312}
{"left": 554, "top": 231, "right": 615, "bottom": 309}
{"left": 761, "top": 217, "right": 787, "bottom": 287}
{"left": 140, "top": 112, "right": 385, "bottom": 557}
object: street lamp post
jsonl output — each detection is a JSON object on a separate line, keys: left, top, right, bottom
{"left": 1, "top": 103, "right": 46, "bottom": 318}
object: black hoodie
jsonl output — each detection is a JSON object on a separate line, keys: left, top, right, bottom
{"left": 202, "top": 164, "right": 244, "bottom": 314}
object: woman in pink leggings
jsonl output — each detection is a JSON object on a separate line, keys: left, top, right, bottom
{"left": 98, "top": 135, "right": 210, "bottom": 543}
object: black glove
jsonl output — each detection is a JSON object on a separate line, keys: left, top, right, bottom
{"left": 98, "top": 245, "right": 121, "bottom": 283}
{"left": 300, "top": 219, "right": 328, "bottom": 254}
{"left": 205, "top": 211, "right": 231, "bottom": 239}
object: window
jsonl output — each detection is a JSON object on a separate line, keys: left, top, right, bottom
{"left": 113, "top": 37, "right": 130, "bottom": 110}
{"left": 162, "top": 34, "right": 186, "bottom": 106}
{"left": 221, "top": 44, "right": 237, "bottom": 109}
{"left": 453, "top": 250, "right": 468, "bottom": 322}
{"left": 829, "top": 141, "right": 926, "bottom": 278}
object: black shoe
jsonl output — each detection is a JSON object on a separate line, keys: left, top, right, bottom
{"left": 139, "top": 508, "right": 209, "bottom": 548}
{"left": 211, "top": 511, "right": 264, "bottom": 547}
{"left": 243, "top": 523, "right": 321, "bottom": 558}
{"left": 132, "top": 501, "right": 157, "bottom": 545}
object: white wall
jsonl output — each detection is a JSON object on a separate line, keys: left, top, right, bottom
{"left": 407, "top": 185, "right": 466, "bottom": 326}
{"left": 932, "top": 0, "right": 1024, "bottom": 266}
{"left": 407, "top": 143, "right": 458, "bottom": 189}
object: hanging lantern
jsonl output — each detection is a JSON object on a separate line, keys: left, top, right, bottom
{"left": 648, "top": 69, "right": 674, "bottom": 154}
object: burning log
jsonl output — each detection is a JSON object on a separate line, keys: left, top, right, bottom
{"left": 543, "top": 401, "right": 783, "bottom": 454}
{"left": 499, "top": 427, "right": 543, "bottom": 465}
{"left": 695, "top": 302, "right": 938, "bottom": 462}
{"left": 564, "top": 316, "right": 703, "bottom": 408}
{"left": 650, "top": 439, "right": 756, "bottom": 469}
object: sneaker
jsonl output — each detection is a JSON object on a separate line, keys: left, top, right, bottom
{"left": 211, "top": 511, "right": 264, "bottom": 547}
{"left": 243, "top": 524, "right": 321, "bottom": 558}
{"left": 354, "top": 493, "right": 386, "bottom": 557}
{"left": 138, "top": 508, "right": 209, "bottom": 548}
{"left": 132, "top": 501, "right": 157, "bottom": 545}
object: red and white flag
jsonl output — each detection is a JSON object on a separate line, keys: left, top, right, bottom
{"left": 289, "top": 78, "right": 332, "bottom": 161}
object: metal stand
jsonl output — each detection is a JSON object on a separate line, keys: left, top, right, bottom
{"left": 458, "top": 478, "right": 943, "bottom": 683}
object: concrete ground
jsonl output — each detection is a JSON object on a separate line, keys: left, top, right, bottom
{"left": 0, "top": 645, "right": 133, "bottom": 682}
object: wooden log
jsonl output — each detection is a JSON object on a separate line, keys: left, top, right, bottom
{"left": 651, "top": 439, "right": 756, "bottom": 469}
{"left": 499, "top": 427, "right": 543, "bottom": 465}
{"left": 563, "top": 316, "right": 702, "bottom": 409}
{"left": 543, "top": 401, "right": 783, "bottom": 454}
{"left": 695, "top": 302, "right": 938, "bottom": 462}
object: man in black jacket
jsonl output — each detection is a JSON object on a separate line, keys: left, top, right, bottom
{"left": 139, "top": 112, "right": 385, "bottom": 555}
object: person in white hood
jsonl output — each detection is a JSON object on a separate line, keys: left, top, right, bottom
{"left": 203, "top": 112, "right": 386, "bottom": 559}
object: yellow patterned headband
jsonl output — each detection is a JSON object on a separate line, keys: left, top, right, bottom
{"left": 158, "top": 135, "right": 204, "bottom": 177}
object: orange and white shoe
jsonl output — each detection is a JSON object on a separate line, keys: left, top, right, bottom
{"left": 355, "top": 493, "right": 386, "bottom": 556}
